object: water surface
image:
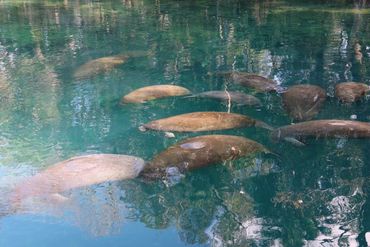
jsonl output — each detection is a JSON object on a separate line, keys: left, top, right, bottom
{"left": 0, "top": 0, "right": 369, "bottom": 246}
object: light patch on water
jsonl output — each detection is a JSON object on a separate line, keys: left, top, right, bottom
{"left": 306, "top": 194, "right": 363, "bottom": 246}
{"left": 366, "top": 232, "right": 370, "bottom": 246}
{"left": 241, "top": 217, "right": 263, "bottom": 238}
{"left": 336, "top": 138, "right": 347, "bottom": 149}
{"left": 205, "top": 207, "right": 283, "bottom": 247}
{"left": 205, "top": 219, "right": 223, "bottom": 247}
{"left": 255, "top": 49, "right": 273, "bottom": 77}
{"left": 238, "top": 217, "right": 282, "bottom": 246}
{"left": 7, "top": 180, "right": 130, "bottom": 237}
{"left": 163, "top": 166, "right": 185, "bottom": 187}
{"left": 340, "top": 31, "right": 348, "bottom": 58}
{"left": 305, "top": 223, "right": 359, "bottom": 247}
{"left": 274, "top": 68, "right": 290, "bottom": 86}
{"left": 205, "top": 206, "right": 225, "bottom": 247}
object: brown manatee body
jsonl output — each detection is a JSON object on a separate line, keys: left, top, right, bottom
{"left": 73, "top": 55, "right": 128, "bottom": 80}
{"left": 121, "top": 85, "right": 191, "bottom": 104}
{"left": 282, "top": 84, "right": 326, "bottom": 121}
{"left": 141, "top": 112, "right": 272, "bottom": 132}
{"left": 188, "top": 91, "right": 262, "bottom": 106}
{"left": 214, "top": 71, "right": 280, "bottom": 92}
{"left": 11, "top": 154, "right": 145, "bottom": 201}
{"left": 140, "top": 135, "right": 269, "bottom": 179}
{"left": 335, "top": 82, "right": 370, "bottom": 103}
{"left": 272, "top": 120, "right": 370, "bottom": 141}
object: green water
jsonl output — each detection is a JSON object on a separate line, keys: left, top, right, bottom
{"left": 0, "top": 0, "right": 369, "bottom": 246}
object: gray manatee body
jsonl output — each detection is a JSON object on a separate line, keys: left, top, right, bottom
{"left": 73, "top": 55, "right": 129, "bottom": 80}
{"left": 212, "top": 71, "right": 282, "bottom": 92}
{"left": 73, "top": 51, "right": 148, "bottom": 80}
{"left": 272, "top": 120, "right": 370, "bottom": 141}
{"left": 10, "top": 154, "right": 145, "bottom": 202}
{"left": 188, "top": 91, "right": 262, "bottom": 106}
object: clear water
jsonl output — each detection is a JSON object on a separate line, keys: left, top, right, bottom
{"left": 0, "top": 0, "right": 369, "bottom": 246}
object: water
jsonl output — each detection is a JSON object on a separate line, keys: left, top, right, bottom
{"left": 0, "top": 0, "right": 369, "bottom": 246}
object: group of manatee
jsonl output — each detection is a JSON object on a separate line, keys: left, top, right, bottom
{"left": 7, "top": 53, "right": 370, "bottom": 212}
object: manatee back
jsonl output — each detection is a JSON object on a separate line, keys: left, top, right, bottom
{"left": 142, "top": 112, "right": 256, "bottom": 132}
{"left": 12, "top": 154, "right": 145, "bottom": 199}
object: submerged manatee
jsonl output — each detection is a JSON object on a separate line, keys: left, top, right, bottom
{"left": 140, "top": 135, "right": 269, "bottom": 179}
{"left": 272, "top": 120, "right": 370, "bottom": 141}
{"left": 141, "top": 112, "right": 272, "bottom": 132}
{"left": 73, "top": 55, "right": 128, "bottom": 80}
{"left": 187, "top": 91, "right": 262, "bottom": 107}
{"left": 121, "top": 85, "right": 191, "bottom": 104}
{"left": 11, "top": 154, "right": 145, "bottom": 201}
{"left": 282, "top": 84, "right": 326, "bottom": 121}
{"left": 335, "top": 82, "right": 370, "bottom": 103}
{"left": 214, "top": 71, "right": 281, "bottom": 92}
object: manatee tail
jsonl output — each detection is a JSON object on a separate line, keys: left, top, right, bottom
{"left": 183, "top": 94, "right": 199, "bottom": 99}
{"left": 255, "top": 120, "right": 274, "bottom": 131}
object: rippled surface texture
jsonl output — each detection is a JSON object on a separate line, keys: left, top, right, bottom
{"left": 0, "top": 0, "right": 369, "bottom": 246}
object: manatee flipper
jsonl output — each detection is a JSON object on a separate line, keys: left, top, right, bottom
{"left": 283, "top": 137, "right": 306, "bottom": 147}
{"left": 164, "top": 132, "right": 175, "bottom": 138}
{"left": 183, "top": 94, "right": 199, "bottom": 99}
{"left": 255, "top": 120, "right": 274, "bottom": 131}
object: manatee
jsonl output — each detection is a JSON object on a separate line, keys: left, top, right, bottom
{"left": 123, "top": 50, "right": 149, "bottom": 58}
{"left": 140, "top": 135, "right": 269, "bottom": 179}
{"left": 335, "top": 82, "right": 370, "bottom": 103}
{"left": 186, "top": 91, "right": 262, "bottom": 107}
{"left": 272, "top": 120, "right": 370, "bottom": 142}
{"left": 10, "top": 154, "right": 145, "bottom": 202}
{"left": 140, "top": 111, "right": 272, "bottom": 132}
{"left": 213, "top": 71, "right": 281, "bottom": 92}
{"left": 121, "top": 85, "right": 191, "bottom": 104}
{"left": 282, "top": 84, "right": 326, "bottom": 121}
{"left": 73, "top": 55, "right": 128, "bottom": 80}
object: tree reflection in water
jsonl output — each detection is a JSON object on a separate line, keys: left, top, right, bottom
{"left": 0, "top": 0, "right": 369, "bottom": 246}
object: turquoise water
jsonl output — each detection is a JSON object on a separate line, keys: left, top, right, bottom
{"left": 0, "top": 0, "right": 369, "bottom": 246}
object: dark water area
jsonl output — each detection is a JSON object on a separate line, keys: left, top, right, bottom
{"left": 0, "top": 0, "right": 369, "bottom": 246}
